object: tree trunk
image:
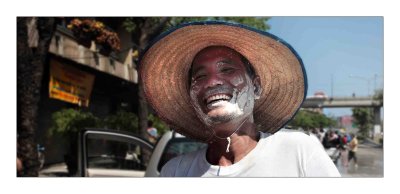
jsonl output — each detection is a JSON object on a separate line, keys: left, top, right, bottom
{"left": 136, "top": 17, "right": 171, "bottom": 139}
{"left": 138, "top": 81, "right": 149, "bottom": 138}
{"left": 17, "top": 17, "right": 57, "bottom": 177}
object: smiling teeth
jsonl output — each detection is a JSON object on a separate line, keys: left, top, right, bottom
{"left": 206, "top": 94, "right": 231, "bottom": 104}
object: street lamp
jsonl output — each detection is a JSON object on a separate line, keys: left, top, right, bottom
{"left": 349, "top": 74, "right": 377, "bottom": 97}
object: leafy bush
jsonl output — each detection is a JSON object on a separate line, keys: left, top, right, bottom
{"left": 103, "top": 110, "right": 139, "bottom": 134}
{"left": 352, "top": 107, "right": 373, "bottom": 138}
{"left": 49, "top": 108, "right": 100, "bottom": 138}
{"left": 147, "top": 113, "right": 169, "bottom": 135}
{"left": 48, "top": 108, "right": 100, "bottom": 175}
{"left": 49, "top": 109, "right": 169, "bottom": 137}
{"left": 288, "top": 110, "right": 336, "bottom": 130}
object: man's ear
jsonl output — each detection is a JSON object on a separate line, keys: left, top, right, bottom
{"left": 252, "top": 76, "right": 262, "bottom": 99}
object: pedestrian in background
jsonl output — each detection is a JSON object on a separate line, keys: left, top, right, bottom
{"left": 339, "top": 131, "right": 349, "bottom": 167}
{"left": 348, "top": 133, "right": 359, "bottom": 168}
{"left": 318, "top": 128, "right": 326, "bottom": 143}
{"left": 146, "top": 121, "right": 158, "bottom": 143}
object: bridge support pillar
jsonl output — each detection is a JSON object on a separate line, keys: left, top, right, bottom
{"left": 373, "top": 107, "right": 382, "bottom": 143}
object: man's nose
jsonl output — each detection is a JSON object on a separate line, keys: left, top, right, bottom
{"left": 204, "top": 74, "right": 223, "bottom": 89}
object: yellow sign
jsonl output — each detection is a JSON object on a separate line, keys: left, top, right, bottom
{"left": 49, "top": 59, "right": 95, "bottom": 107}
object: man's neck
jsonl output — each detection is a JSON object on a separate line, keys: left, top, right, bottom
{"left": 206, "top": 122, "right": 260, "bottom": 166}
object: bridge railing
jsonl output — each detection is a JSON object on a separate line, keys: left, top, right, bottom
{"left": 302, "top": 96, "right": 382, "bottom": 108}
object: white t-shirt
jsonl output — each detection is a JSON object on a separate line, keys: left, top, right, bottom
{"left": 160, "top": 129, "right": 340, "bottom": 177}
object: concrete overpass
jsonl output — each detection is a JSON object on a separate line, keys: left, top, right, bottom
{"left": 302, "top": 97, "right": 382, "bottom": 108}
{"left": 302, "top": 96, "right": 383, "bottom": 138}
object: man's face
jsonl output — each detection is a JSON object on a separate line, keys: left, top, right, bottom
{"left": 189, "top": 46, "right": 260, "bottom": 126}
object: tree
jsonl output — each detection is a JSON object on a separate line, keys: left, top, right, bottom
{"left": 288, "top": 110, "right": 336, "bottom": 130}
{"left": 352, "top": 107, "right": 373, "bottom": 138}
{"left": 17, "top": 17, "right": 58, "bottom": 176}
{"left": 289, "top": 110, "right": 314, "bottom": 129}
{"left": 123, "top": 17, "right": 270, "bottom": 137}
{"left": 122, "top": 17, "right": 172, "bottom": 139}
{"left": 166, "top": 17, "right": 270, "bottom": 31}
{"left": 49, "top": 108, "right": 100, "bottom": 176}
{"left": 352, "top": 89, "right": 382, "bottom": 138}
{"left": 104, "top": 110, "right": 139, "bottom": 134}
{"left": 373, "top": 88, "right": 383, "bottom": 104}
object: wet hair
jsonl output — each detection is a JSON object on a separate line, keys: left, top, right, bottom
{"left": 188, "top": 46, "right": 257, "bottom": 86}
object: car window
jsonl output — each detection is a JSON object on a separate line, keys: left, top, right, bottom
{"left": 83, "top": 131, "right": 153, "bottom": 173}
{"left": 86, "top": 138, "right": 150, "bottom": 170}
{"left": 157, "top": 138, "right": 207, "bottom": 171}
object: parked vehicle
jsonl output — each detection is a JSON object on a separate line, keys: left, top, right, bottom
{"left": 40, "top": 129, "right": 205, "bottom": 177}
{"left": 77, "top": 128, "right": 154, "bottom": 177}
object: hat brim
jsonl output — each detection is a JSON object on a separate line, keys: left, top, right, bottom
{"left": 140, "top": 21, "right": 307, "bottom": 142}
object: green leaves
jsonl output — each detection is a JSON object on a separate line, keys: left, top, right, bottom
{"left": 352, "top": 89, "right": 381, "bottom": 138}
{"left": 373, "top": 89, "right": 383, "bottom": 104}
{"left": 352, "top": 107, "right": 373, "bottom": 137}
{"left": 288, "top": 110, "right": 336, "bottom": 130}
{"left": 49, "top": 108, "right": 169, "bottom": 137}
{"left": 147, "top": 113, "right": 169, "bottom": 135}
{"left": 122, "top": 18, "right": 137, "bottom": 33}
{"left": 123, "top": 17, "right": 271, "bottom": 37}
{"left": 213, "top": 17, "right": 270, "bottom": 31}
{"left": 103, "top": 110, "right": 139, "bottom": 133}
{"left": 49, "top": 108, "right": 100, "bottom": 137}
{"left": 171, "top": 17, "right": 271, "bottom": 31}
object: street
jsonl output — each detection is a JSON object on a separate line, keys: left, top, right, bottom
{"left": 336, "top": 141, "right": 383, "bottom": 177}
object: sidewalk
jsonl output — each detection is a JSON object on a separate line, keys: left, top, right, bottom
{"left": 361, "top": 138, "right": 383, "bottom": 148}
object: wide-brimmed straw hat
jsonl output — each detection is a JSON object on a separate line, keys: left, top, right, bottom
{"left": 140, "top": 21, "right": 307, "bottom": 142}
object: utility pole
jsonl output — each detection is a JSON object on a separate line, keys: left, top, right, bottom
{"left": 331, "top": 74, "right": 334, "bottom": 98}
{"left": 374, "top": 73, "right": 377, "bottom": 94}
{"left": 349, "top": 74, "right": 372, "bottom": 97}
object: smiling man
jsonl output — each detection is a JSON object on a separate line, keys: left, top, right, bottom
{"left": 140, "top": 21, "right": 340, "bottom": 177}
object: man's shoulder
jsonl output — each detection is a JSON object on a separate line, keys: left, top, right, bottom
{"left": 160, "top": 148, "right": 206, "bottom": 176}
{"left": 167, "top": 148, "right": 205, "bottom": 164}
{"left": 262, "top": 129, "right": 320, "bottom": 148}
{"left": 271, "top": 128, "right": 312, "bottom": 139}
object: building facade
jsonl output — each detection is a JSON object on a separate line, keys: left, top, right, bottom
{"left": 32, "top": 18, "right": 140, "bottom": 164}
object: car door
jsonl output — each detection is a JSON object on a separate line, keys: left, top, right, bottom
{"left": 78, "top": 128, "right": 154, "bottom": 177}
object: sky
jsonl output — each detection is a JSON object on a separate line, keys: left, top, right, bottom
{"left": 267, "top": 17, "right": 383, "bottom": 117}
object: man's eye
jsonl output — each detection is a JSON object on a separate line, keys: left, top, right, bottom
{"left": 193, "top": 74, "right": 206, "bottom": 81}
{"left": 220, "top": 67, "right": 235, "bottom": 74}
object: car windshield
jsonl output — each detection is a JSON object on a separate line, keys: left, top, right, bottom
{"left": 157, "top": 138, "right": 207, "bottom": 171}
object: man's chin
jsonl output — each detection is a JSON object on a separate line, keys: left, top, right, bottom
{"left": 208, "top": 115, "right": 234, "bottom": 124}
{"left": 196, "top": 102, "right": 244, "bottom": 125}
{"left": 206, "top": 111, "right": 236, "bottom": 123}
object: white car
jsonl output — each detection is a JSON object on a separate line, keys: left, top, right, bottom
{"left": 41, "top": 129, "right": 205, "bottom": 177}
{"left": 78, "top": 128, "right": 154, "bottom": 177}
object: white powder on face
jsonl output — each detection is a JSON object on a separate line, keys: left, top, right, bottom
{"left": 189, "top": 74, "right": 256, "bottom": 126}
{"left": 207, "top": 100, "right": 243, "bottom": 118}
